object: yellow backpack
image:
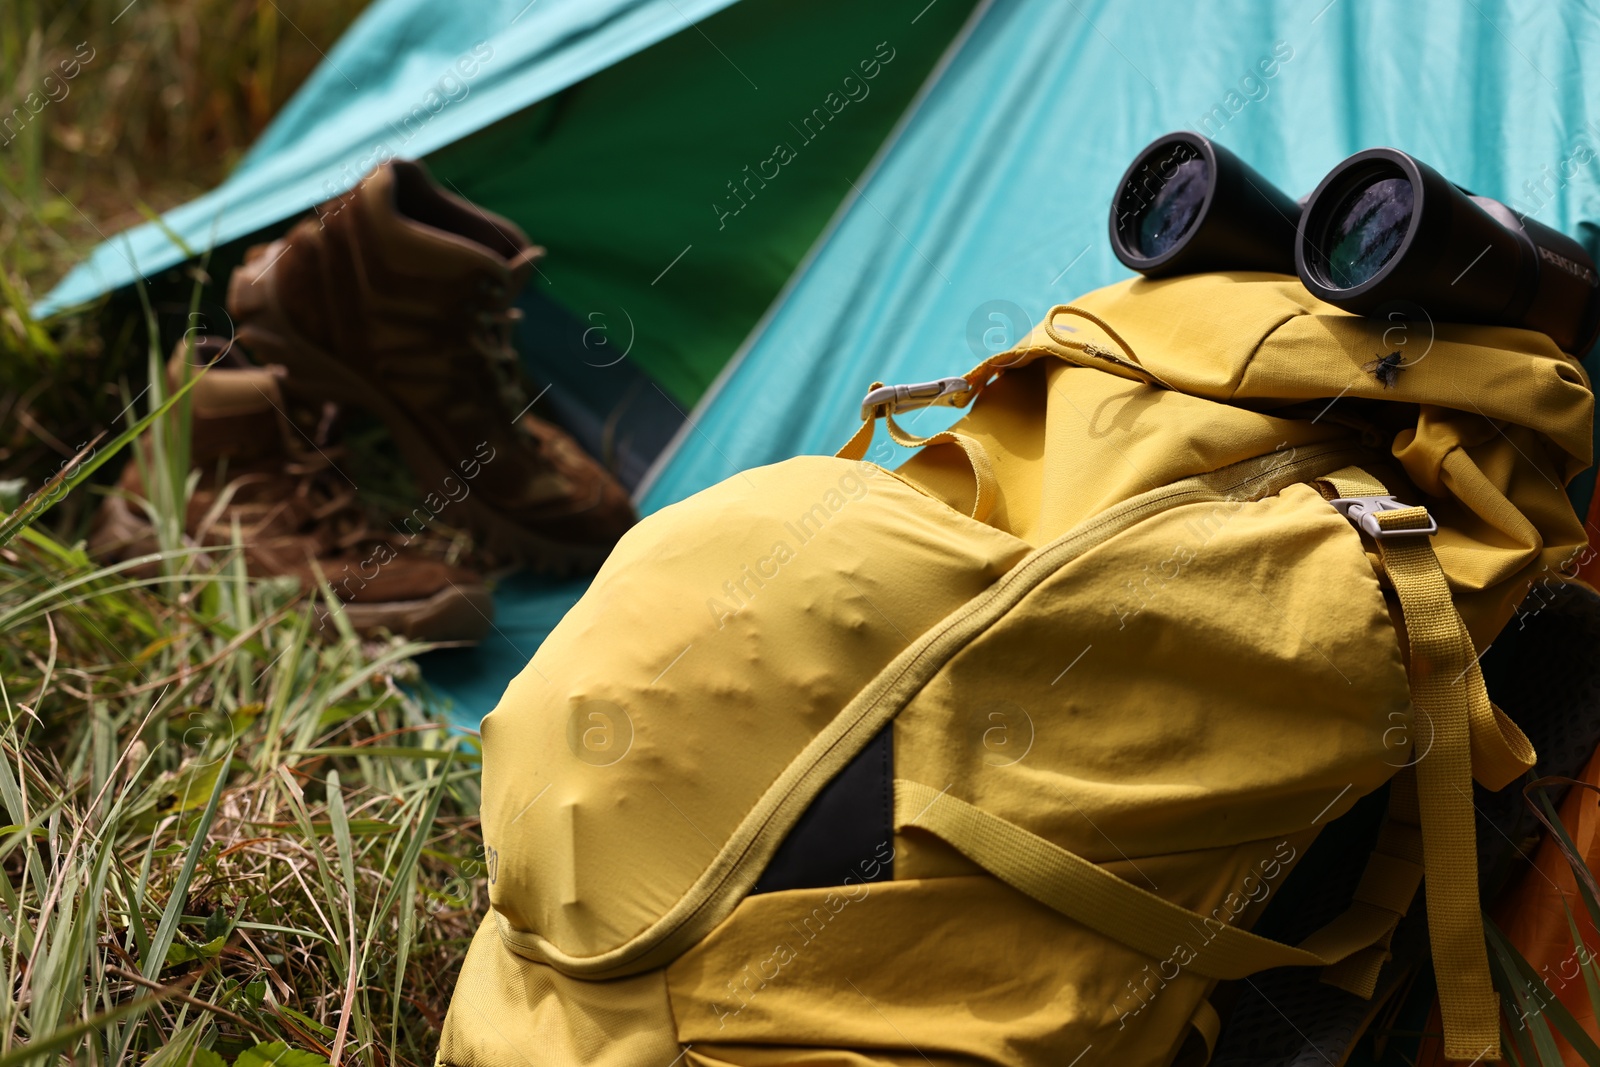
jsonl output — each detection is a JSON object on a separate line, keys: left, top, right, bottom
{"left": 437, "top": 273, "right": 1592, "bottom": 1066}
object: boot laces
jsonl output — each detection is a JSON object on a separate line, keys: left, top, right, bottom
{"left": 472, "top": 305, "right": 529, "bottom": 415}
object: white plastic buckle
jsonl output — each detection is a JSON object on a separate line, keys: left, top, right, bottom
{"left": 859, "top": 376, "right": 973, "bottom": 421}
{"left": 1330, "top": 495, "right": 1438, "bottom": 540}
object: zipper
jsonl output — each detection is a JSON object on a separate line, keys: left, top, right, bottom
{"left": 837, "top": 442, "right": 1378, "bottom": 720}
{"left": 1001, "top": 443, "right": 1376, "bottom": 592}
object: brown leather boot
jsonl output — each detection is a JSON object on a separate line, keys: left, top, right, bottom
{"left": 90, "top": 338, "right": 496, "bottom": 644}
{"left": 226, "top": 159, "right": 635, "bottom": 573}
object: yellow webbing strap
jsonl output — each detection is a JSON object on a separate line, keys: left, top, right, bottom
{"left": 896, "top": 780, "right": 1403, "bottom": 980}
{"left": 1188, "top": 998, "right": 1221, "bottom": 1064}
{"left": 835, "top": 315, "right": 1163, "bottom": 523}
{"left": 836, "top": 387, "right": 997, "bottom": 523}
{"left": 1320, "top": 769, "right": 1423, "bottom": 998}
{"left": 890, "top": 467, "right": 1533, "bottom": 1059}
{"left": 1322, "top": 466, "right": 1536, "bottom": 1061}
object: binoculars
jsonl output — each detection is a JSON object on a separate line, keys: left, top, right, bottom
{"left": 1109, "top": 131, "right": 1600, "bottom": 355}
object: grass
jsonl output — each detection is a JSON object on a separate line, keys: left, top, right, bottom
{"left": 1, "top": 0, "right": 371, "bottom": 298}
{"left": 0, "top": 315, "right": 486, "bottom": 1064}
{"left": 1, "top": 4, "right": 486, "bottom": 1064}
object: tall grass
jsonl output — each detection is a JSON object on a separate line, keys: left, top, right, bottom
{"left": 0, "top": 0, "right": 371, "bottom": 299}
{"left": 0, "top": 309, "right": 483, "bottom": 1062}
{"left": 0, "top": 246, "right": 476, "bottom": 1067}
{"left": 1, "top": 0, "right": 375, "bottom": 536}
{"left": 0, "top": 10, "right": 485, "bottom": 1058}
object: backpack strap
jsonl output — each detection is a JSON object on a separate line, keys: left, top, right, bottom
{"left": 836, "top": 379, "right": 998, "bottom": 523}
{"left": 895, "top": 780, "right": 1406, "bottom": 979}
{"left": 1318, "top": 768, "right": 1423, "bottom": 1000}
{"left": 1176, "top": 998, "right": 1222, "bottom": 1067}
{"left": 891, "top": 466, "right": 1533, "bottom": 1060}
{"left": 1320, "top": 465, "right": 1536, "bottom": 1061}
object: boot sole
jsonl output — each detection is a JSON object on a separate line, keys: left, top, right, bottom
{"left": 94, "top": 490, "right": 494, "bottom": 645}
{"left": 228, "top": 246, "right": 611, "bottom": 577}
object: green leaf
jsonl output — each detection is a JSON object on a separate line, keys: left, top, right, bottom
{"left": 1525, "top": 778, "right": 1600, "bottom": 934}
{"left": 229, "top": 702, "right": 266, "bottom": 735}
{"left": 133, "top": 758, "right": 228, "bottom": 834}
{"left": 1486, "top": 914, "right": 1600, "bottom": 1062}
{"left": 234, "top": 1041, "right": 332, "bottom": 1067}
{"left": 248, "top": 818, "right": 397, "bottom": 838}
{"left": 268, "top": 1007, "right": 335, "bottom": 1039}
{"left": 323, "top": 818, "right": 396, "bottom": 837}
{"left": 325, "top": 770, "right": 361, "bottom": 982}
{"left": 232, "top": 921, "right": 333, "bottom": 944}
{"left": 163, "top": 933, "right": 225, "bottom": 967}
{"left": 1488, "top": 922, "right": 1553, "bottom": 1066}
{"left": 1561, "top": 899, "right": 1600, "bottom": 1036}
{"left": 315, "top": 699, "right": 381, "bottom": 730}
{"left": 204, "top": 905, "right": 234, "bottom": 941}
{"left": 418, "top": 883, "right": 469, "bottom": 909}
{"left": 134, "top": 632, "right": 185, "bottom": 664}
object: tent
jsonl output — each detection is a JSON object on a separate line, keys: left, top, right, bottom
{"left": 45, "top": 0, "right": 1600, "bottom": 723}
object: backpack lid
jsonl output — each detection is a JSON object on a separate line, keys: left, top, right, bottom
{"left": 900, "top": 273, "right": 1593, "bottom": 646}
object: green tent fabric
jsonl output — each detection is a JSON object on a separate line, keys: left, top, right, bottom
{"left": 424, "top": 1, "right": 967, "bottom": 405}
{"left": 40, "top": 0, "right": 976, "bottom": 408}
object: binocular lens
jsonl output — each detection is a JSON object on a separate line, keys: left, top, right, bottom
{"left": 1137, "top": 158, "right": 1209, "bottom": 258}
{"left": 1325, "top": 173, "right": 1414, "bottom": 289}
{"left": 1298, "top": 147, "right": 1600, "bottom": 353}
{"left": 1109, "top": 133, "right": 1301, "bottom": 277}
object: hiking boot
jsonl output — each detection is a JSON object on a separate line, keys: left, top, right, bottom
{"left": 90, "top": 338, "right": 496, "bottom": 644}
{"left": 226, "top": 158, "right": 635, "bottom": 573}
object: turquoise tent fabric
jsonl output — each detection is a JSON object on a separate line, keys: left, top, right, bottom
{"left": 647, "top": 0, "right": 1600, "bottom": 512}
{"left": 37, "top": 0, "right": 739, "bottom": 315}
{"left": 426, "top": 0, "right": 1600, "bottom": 722}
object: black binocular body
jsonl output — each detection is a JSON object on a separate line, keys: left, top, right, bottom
{"left": 1109, "top": 131, "right": 1600, "bottom": 355}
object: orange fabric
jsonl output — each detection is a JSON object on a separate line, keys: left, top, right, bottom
{"left": 1579, "top": 486, "right": 1600, "bottom": 587}
{"left": 1417, "top": 745, "right": 1600, "bottom": 1065}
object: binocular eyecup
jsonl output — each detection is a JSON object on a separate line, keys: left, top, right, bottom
{"left": 1109, "top": 133, "right": 1301, "bottom": 278}
{"left": 1109, "top": 132, "right": 1600, "bottom": 355}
